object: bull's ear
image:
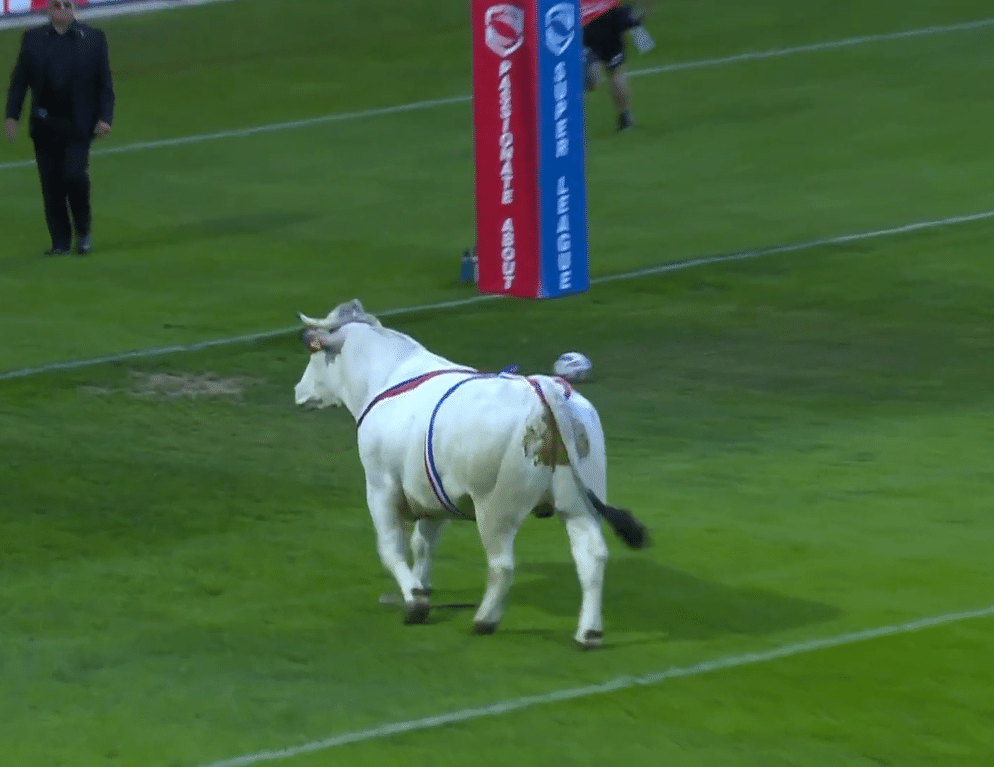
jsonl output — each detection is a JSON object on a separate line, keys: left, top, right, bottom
{"left": 346, "top": 298, "right": 381, "bottom": 326}
{"left": 301, "top": 328, "right": 345, "bottom": 356}
{"left": 336, "top": 299, "right": 364, "bottom": 323}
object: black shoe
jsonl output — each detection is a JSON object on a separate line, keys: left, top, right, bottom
{"left": 44, "top": 247, "right": 70, "bottom": 257}
{"left": 75, "top": 234, "right": 92, "bottom": 255}
{"left": 617, "top": 111, "right": 634, "bottom": 131}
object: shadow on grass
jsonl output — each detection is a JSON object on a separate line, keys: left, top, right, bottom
{"left": 402, "top": 555, "right": 839, "bottom": 648}
{"left": 513, "top": 556, "right": 841, "bottom": 641}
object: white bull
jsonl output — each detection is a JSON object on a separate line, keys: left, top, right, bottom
{"left": 293, "top": 299, "right": 649, "bottom": 648}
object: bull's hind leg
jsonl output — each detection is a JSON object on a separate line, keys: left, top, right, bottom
{"left": 471, "top": 500, "right": 530, "bottom": 635}
{"left": 410, "top": 519, "right": 446, "bottom": 595}
{"left": 366, "top": 480, "right": 430, "bottom": 624}
{"left": 562, "top": 511, "right": 609, "bottom": 648}
{"left": 555, "top": 473, "right": 609, "bottom": 649}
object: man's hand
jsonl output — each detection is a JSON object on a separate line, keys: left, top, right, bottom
{"left": 94, "top": 120, "right": 112, "bottom": 139}
{"left": 4, "top": 118, "right": 17, "bottom": 143}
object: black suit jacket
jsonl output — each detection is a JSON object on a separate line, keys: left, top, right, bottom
{"left": 5, "top": 21, "right": 115, "bottom": 141}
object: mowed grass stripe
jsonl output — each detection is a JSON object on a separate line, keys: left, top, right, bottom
{"left": 2, "top": 208, "right": 992, "bottom": 382}
{"left": 0, "top": 17, "right": 992, "bottom": 174}
{"left": 197, "top": 605, "right": 994, "bottom": 767}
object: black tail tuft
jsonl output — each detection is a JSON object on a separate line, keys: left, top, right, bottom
{"left": 586, "top": 491, "right": 651, "bottom": 550}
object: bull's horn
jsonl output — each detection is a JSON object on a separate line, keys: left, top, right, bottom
{"left": 298, "top": 311, "right": 337, "bottom": 329}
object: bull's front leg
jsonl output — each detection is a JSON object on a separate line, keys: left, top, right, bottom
{"left": 366, "top": 480, "right": 430, "bottom": 624}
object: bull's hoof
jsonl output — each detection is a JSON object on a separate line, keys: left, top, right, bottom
{"left": 577, "top": 630, "right": 603, "bottom": 650}
{"left": 404, "top": 589, "right": 431, "bottom": 625}
{"left": 404, "top": 601, "right": 430, "bottom": 624}
{"left": 473, "top": 621, "right": 498, "bottom": 635}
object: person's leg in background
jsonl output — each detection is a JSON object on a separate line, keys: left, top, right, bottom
{"left": 583, "top": 46, "right": 601, "bottom": 92}
{"left": 605, "top": 61, "right": 633, "bottom": 131}
{"left": 32, "top": 132, "right": 73, "bottom": 255}
{"left": 64, "top": 140, "right": 93, "bottom": 254}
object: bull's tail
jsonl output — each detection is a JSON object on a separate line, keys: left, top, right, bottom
{"left": 585, "top": 489, "right": 650, "bottom": 550}
{"left": 533, "top": 377, "right": 651, "bottom": 550}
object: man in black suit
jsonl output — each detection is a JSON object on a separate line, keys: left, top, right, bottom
{"left": 4, "top": 0, "right": 115, "bottom": 256}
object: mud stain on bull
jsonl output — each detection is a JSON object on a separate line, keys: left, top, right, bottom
{"left": 571, "top": 415, "right": 590, "bottom": 458}
{"left": 522, "top": 408, "right": 570, "bottom": 467}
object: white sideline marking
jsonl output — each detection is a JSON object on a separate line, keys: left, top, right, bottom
{"left": 196, "top": 604, "right": 994, "bottom": 767}
{"left": 1, "top": 208, "right": 992, "bottom": 382}
{"left": 591, "top": 209, "right": 994, "bottom": 284}
{"left": 0, "top": 17, "right": 991, "bottom": 172}
{"left": 629, "top": 18, "right": 994, "bottom": 78}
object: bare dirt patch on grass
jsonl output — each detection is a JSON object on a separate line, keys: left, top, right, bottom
{"left": 78, "top": 371, "right": 260, "bottom": 400}
{"left": 129, "top": 372, "right": 256, "bottom": 400}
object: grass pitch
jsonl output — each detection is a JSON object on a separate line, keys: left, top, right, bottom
{"left": 1, "top": 1, "right": 992, "bottom": 765}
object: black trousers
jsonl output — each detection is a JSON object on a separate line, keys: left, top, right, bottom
{"left": 31, "top": 123, "right": 93, "bottom": 250}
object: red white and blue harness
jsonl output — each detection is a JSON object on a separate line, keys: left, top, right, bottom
{"left": 355, "top": 366, "right": 573, "bottom": 519}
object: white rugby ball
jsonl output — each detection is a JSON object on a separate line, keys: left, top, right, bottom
{"left": 553, "top": 351, "right": 593, "bottom": 382}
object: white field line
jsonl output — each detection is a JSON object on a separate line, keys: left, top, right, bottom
{"left": 0, "top": 16, "right": 992, "bottom": 172}
{"left": 196, "top": 604, "right": 994, "bottom": 767}
{"left": 1, "top": 208, "right": 992, "bottom": 382}
{"left": 0, "top": 0, "right": 236, "bottom": 30}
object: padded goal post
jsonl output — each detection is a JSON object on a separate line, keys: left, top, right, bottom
{"left": 470, "top": 0, "right": 590, "bottom": 299}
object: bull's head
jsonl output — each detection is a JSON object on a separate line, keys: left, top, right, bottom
{"left": 294, "top": 299, "right": 385, "bottom": 409}
{"left": 293, "top": 303, "right": 354, "bottom": 409}
{"left": 297, "top": 299, "right": 374, "bottom": 333}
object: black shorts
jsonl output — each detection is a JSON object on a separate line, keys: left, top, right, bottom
{"left": 582, "top": 5, "right": 639, "bottom": 71}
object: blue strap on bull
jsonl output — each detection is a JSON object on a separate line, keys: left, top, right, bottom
{"left": 424, "top": 364, "right": 519, "bottom": 517}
